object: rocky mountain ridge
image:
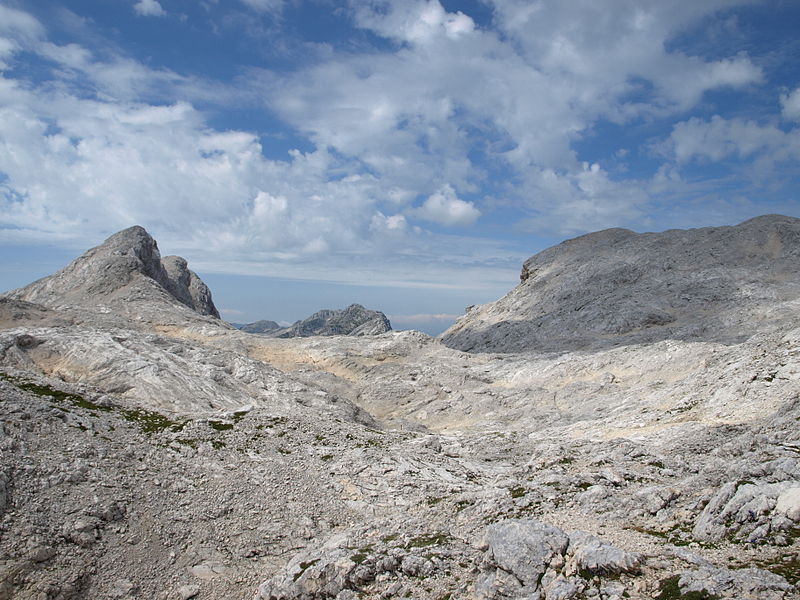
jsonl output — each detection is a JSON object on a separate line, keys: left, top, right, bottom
{"left": 0, "top": 220, "right": 798, "bottom": 600}
{"left": 441, "top": 214, "right": 800, "bottom": 353}
{"left": 234, "top": 321, "right": 281, "bottom": 334}
{"left": 266, "top": 304, "right": 392, "bottom": 338}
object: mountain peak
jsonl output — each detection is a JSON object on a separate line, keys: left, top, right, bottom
{"left": 2, "top": 226, "right": 219, "bottom": 319}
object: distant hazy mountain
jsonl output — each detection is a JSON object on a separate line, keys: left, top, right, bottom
{"left": 268, "top": 304, "right": 392, "bottom": 338}
{"left": 233, "top": 320, "right": 281, "bottom": 334}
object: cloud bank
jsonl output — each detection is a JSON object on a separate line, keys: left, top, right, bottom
{"left": 0, "top": 0, "right": 797, "bottom": 292}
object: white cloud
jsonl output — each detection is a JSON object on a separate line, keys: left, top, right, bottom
{"left": 133, "top": 0, "right": 166, "bottom": 17}
{"left": 781, "top": 88, "right": 800, "bottom": 122}
{"left": 516, "top": 163, "right": 649, "bottom": 234}
{"left": 239, "top": 0, "right": 285, "bottom": 14}
{"left": 414, "top": 185, "right": 480, "bottom": 227}
{"left": 664, "top": 116, "right": 800, "bottom": 165}
{"left": 351, "top": 0, "right": 475, "bottom": 44}
{"left": 0, "top": 1, "right": 789, "bottom": 292}
{"left": 0, "top": 4, "right": 45, "bottom": 41}
{"left": 260, "top": 0, "right": 766, "bottom": 236}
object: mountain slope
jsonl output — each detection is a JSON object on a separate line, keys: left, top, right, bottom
{"left": 441, "top": 214, "right": 800, "bottom": 353}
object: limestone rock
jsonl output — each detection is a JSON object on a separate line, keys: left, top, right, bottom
{"left": 567, "top": 531, "right": 641, "bottom": 575}
{"left": 775, "top": 486, "right": 800, "bottom": 521}
{"left": 476, "top": 519, "right": 569, "bottom": 598}
{"left": 441, "top": 214, "right": 800, "bottom": 352}
{"left": 676, "top": 565, "right": 795, "bottom": 599}
{"left": 1, "top": 225, "right": 219, "bottom": 318}
{"left": 692, "top": 480, "right": 799, "bottom": 542}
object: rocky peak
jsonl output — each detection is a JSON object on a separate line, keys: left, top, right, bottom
{"left": 2, "top": 225, "right": 219, "bottom": 318}
{"left": 271, "top": 303, "right": 392, "bottom": 338}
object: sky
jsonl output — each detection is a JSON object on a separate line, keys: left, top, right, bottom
{"left": 0, "top": 0, "right": 799, "bottom": 335}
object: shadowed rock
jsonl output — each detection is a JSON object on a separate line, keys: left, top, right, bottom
{"left": 441, "top": 214, "right": 800, "bottom": 353}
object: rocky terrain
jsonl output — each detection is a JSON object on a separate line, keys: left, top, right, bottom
{"left": 1, "top": 221, "right": 799, "bottom": 600}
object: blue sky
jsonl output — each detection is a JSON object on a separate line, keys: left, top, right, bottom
{"left": 1, "top": 0, "right": 799, "bottom": 334}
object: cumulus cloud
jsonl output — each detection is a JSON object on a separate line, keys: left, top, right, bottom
{"left": 0, "top": 1, "right": 789, "bottom": 290}
{"left": 133, "top": 0, "right": 166, "bottom": 17}
{"left": 351, "top": 0, "right": 475, "bottom": 44}
{"left": 0, "top": 11, "right": 522, "bottom": 291}
{"left": 664, "top": 116, "right": 800, "bottom": 165}
{"left": 262, "top": 0, "right": 766, "bottom": 235}
{"left": 781, "top": 88, "right": 800, "bottom": 122}
{"left": 516, "top": 163, "right": 649, "bottom": 234}
{"left": 414, "top": 185, "right": 480, "bottom": 227}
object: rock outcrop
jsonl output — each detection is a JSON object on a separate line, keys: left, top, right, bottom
{"left": 441, "top": 214, "right": 800, "bottom": 353}
{"left": 1, "top": 226, "right": 220, "bottom": 319}
{"left": 270, "top": 304, "right": 391, "bottom": 338}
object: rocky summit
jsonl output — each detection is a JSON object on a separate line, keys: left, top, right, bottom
{"left": 1, "top": 225, "right": 220, "bottom": 321}
{"left": 1, "top": 220, "right": 799, "bottom": 600}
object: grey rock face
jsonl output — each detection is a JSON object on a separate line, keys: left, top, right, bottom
{"left": 441, "top": 214, "right": 800, "bottom": 352}
{"left": 1, "top": 225, "right": 219, "bottom": 318}
{"left": 271, "top": 304, "right": 391, "bottom": 338}
{"left": 1, "top": 218, "right": 799, "bottom": 600}
{"left": 692, "top": 480, "right": 799, "bottom": 543}
{"left": 567, "top": 531, "right": 641, "bottom": 576}
{"left": 161, "top": 255, "right": 219, "bottom": 318}
{"left": 678, "top": 565, "right": 794, "bottom": 599}
{"left": 476, "top": 519, "right": 569, "bottom": 598}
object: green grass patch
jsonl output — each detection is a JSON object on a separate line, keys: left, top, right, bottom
{"left": 1, "top": 372, "right": 188, "bottom": 435}
{"left": 121, "top": 408, "right": 185, "bottom": 434}
{"left": 293, "top": 559, "right": 319, "bottom": 582}
{"left": 1, "top": 373, "right": 112, "bottom": 413}
{"left": 509, "top": 486, "right": 526, "bottom": 498}
{"left": 405, "top": 533, "right": 449, "bottom": 549}
{"left": 656, "top": 576, "right": 720, "bottom": 600}
{"left": 756, "top": 554, "right": 800, "bottom": 585}
{"left": 208, "top": 420, "right": 234, "bottom": 431}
